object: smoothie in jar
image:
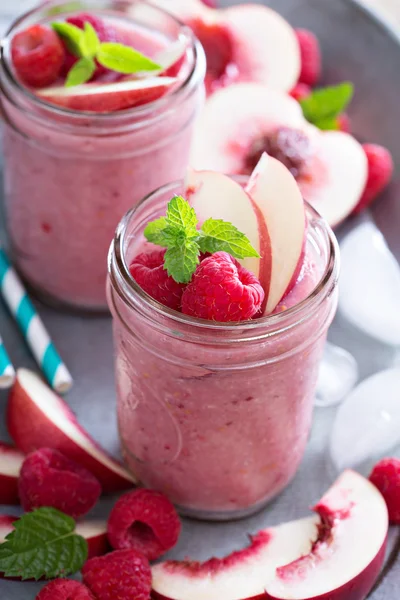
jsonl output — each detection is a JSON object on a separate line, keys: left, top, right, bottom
{"left": 108, "top": 154, "right": 339, "bottom": 520}
{"left": 0, "top": 0, "right": 205, "bottom": 310}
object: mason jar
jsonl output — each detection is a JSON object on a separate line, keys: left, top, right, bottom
{"left": 0, "top": 0, "right": 205, "bottom": 310}
{"left": 107, "top": 179, "right": 340, "bottom": 520}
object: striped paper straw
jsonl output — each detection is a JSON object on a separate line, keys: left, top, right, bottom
{"left": 0, "top": 334, "right": 15, "bottom": 389}
{"left": 0, "top": 248, "right": 73, "bottom": 394}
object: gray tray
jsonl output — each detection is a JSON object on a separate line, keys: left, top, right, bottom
{"left": 0, "top": 0, "right": 399, "bottom": 598}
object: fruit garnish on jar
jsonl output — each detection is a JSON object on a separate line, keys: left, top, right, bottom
{"left": 130, "top": 153, "right": 307, "bottom": 322}
{"left": 10, "top": 13, "right": 188, "bottom": 112}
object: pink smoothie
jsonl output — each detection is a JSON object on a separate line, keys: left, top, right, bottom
{"left": 108, "top": 185, "right": 339, "bottom": 519}
{"left": 0, "top": 4, "right": 205, "bottom": 309}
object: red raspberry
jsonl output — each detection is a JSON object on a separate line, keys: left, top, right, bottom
{"left": 352, "top": 143, "right": 393, "bottom": 215}
{"left": 19, "top": 448, "right": 101, "bottom": 519}
{"left": 337, "top": 113, "right": 351, "bottom": 133}
{"left": 290, "top": 82, "right": 311, "bottom": 102}
{"left": 36, "top": 580, "right": 95, "bottom": 600}
{"left": 63, "top": 13, "right": 120, "bottom": 80}
{"left": 295, "top": 29, "right": 321, "bottom": 86}
{"left": 129, "top": 249, "right": 185, "bottom": 311}
{"left": 181, "top": 252, "right": 264, "bottom": 322}
{"left": 82, "top": 549, "right": 151, "bottom": 600}
{"left": 369, "top": 458, "right": 400, "bottom": 524}
{"left": 11, "top": 25, "right": 65, "bottom": 88}
{"left": 107, "top": 488, "right": 181, "bottom": 560}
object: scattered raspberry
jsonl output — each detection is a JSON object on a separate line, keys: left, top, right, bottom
{"left": 63, "top": 13, "right": 120, "bottom": 80}
{"left": 337, "top": 113, "right": 351, "bottom": 133}
{"left": 295, "top": 29, "right": 321, "bottom": 86}
{"left": 11, "top": 25, "right": 65, "bottom": 88}
{"left": 181, "top": 252, "right": 264, "bottom": 322}
{"left": 36, "top": 579, "right": 95, "bottom": 600}
{"left": 107, "top": 488, "right": 181, "bottom": 560}
{"left": 129, "top": 249, "right": 185, "bottom": 311}
{"left": 352, "top": 143, "right": 393, "bottom": 215}
{"left": 82, "top": 549, "right": 151, "bottom": 600}
{"left": 369, "top": 458, "right": 400, "bottom": 524}
{"left": 19, "top": 448, "right": 101, "bottom": 519}
{"left": 290, "top": 82, "right": 311, "bottom": 102}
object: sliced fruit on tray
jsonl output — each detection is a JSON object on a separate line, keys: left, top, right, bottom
{"left": 151, "top": 0, "right": 300, "bottom": 93}
{"left": 190, "top": 83, "right": 368, "bottom": 228}
{"left": 0, "top": 515, "right": 17, "bottom": 543}
{"left": 37, "top": 76, "right": 177, "bottom": 112}
{"left": 75, "top": 520, "right": 109, "bottom": 559}
{"left": 7, "top": 368, "right": 136, "bottom": 493}
{"left": 0, "top": 442, "right": 24, "bottom": 505}
{"left": 152, "top": 470, "right": 388, "bottom": 600}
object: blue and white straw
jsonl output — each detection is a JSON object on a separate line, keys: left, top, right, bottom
{"left": 0, "top": 334, "right": 15, "bottom": 389}
{"left": 0, "top": 248, "right": 73, "bottom": 394}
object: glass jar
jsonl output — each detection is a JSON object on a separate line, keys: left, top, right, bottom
{"left": 107, "top": 180, "right": 340, "bottom": 520}
{"left": 0, "top": 0, "right": 205, "bottom": 310}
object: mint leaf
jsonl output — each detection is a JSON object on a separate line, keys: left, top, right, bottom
{"left": 65, "top": 56, "right": 96, "bottom": 87}
{"left": 0, "top": 508, "right": 87, "bottom": 580}
{"left": 83, "top": 22, "right": 100, "bottom": 57}
{"left": 144, "top": 217, "right": 169, "bottom": 246}
{"left": 97, "top": 42, "right": 161, "bottom": 74}
{"left": 314, "top": 116, "right": 340, "bottom": 131}
{"left": 164, "top": 241, "right": 200, "bottom": 284}
{"left": 300, "top": 82, "right": 354, "bottom": 129}
{"left": 199, "top": 219, "right": 260, "bottom": 259}
{"left": 52, "top": 21, "right": 84, "bottom": 57}
{"left": 166, "top": 196, "right": 198, "bottom": 236}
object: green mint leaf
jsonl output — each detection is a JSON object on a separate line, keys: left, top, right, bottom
{"left": 0, "top": 508, "right": 87, "bottom": 580}
{"left": 144, "top": 218, "right": 183, "bottom": 248}
{"left": 199, "top": 219, "right": 260, "bottom": 259}
{"left": 97, "top": 42, "right": 162, "bottom": 74}
{"left": 313, "top": 116, "right": 340, "bottom": 131}
{"left": 83, "top": 22, "right": 100, "bottom": 57}
{"left": 164, "top": 241, "right": 200, "bottom": 284}
{"left": 65, "top": 56, "right": 96, "bottom": 87}
{"left": 52, "top": 21, "right": 85, "bottom": 57}
{"left": 166, "top": 196, "right": 198, "bottom": 236}
{"left": 299, "top": 82, "right": 354, "bottom": 127}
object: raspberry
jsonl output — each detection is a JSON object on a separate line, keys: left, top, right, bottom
{"left": 19, "top": 448, "right": 101, "bottom": 519}
{"left": 129, "top": 250, "right": 185, "bottom": 311}
{"left": 82, "top": 549, "right": 151, "bottom": 600}
{"left": 63, "top": 13, "right": 120, "bottom": 80}
{"left": 337, "top": 113, "right": 351, "bottom": 133}
{"left": 295, "top": 29, "right": 321, "bottom": 86}
{"left": 181, "top": 252, "right": 264, "bottom": 322}
{"left": 107, "top": 488, "right": 181, "bottom": 560}
{"left": 36, "top": 580, "right": 95, "bottom": 600}
{"left": 352, "top": 143, "right": 393, "bottom": 215}
{"left": 11, "top": 25, "right": 65, "bottom": 88}
{"left": 290, "top": 82, "right": 311, "bottom": 102}
{"left": 369, "top": 458, "right": 400, "bottom": 524}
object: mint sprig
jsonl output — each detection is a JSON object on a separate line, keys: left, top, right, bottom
{"left": 144, "top": 196, "right": 259, "bottom": 283}
{"left": 52, "top": 20, "right": 161, "bottom": 87}
{"left": 0, "top": 508, "right": 88, "bottom": 580}
{"left": 299, "top": 82, "right": 354, "bottom": 131}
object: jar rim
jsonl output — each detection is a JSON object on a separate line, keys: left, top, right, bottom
{"left": 0, "top": 0, "right": 206, "bottom": 124}
{"left": 109, "top": 178, "right": 340, "bottom": 336}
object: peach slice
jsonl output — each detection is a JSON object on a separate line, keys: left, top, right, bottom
{"left": 246, "top": 153, "right": 305, "bottom": 314}
{"left": 152, "top": 516, "right": 319, "bottom": 600}
{"left": 186, "top": 169, "right": 267, "bottom": 287}
{"left": 0, "top": 442, "right": 24, "bottom": 505}
{"left": 37, "top": 77, "right": 177, "bottom": 112}
{"left": 7, "top": 369, "right": 136, "bottom": 493}
{"left": 152, "top": 471, "right": 388, "bottom": 600}
{"left": 265, "top": 470, "right": 388, "bottom": 600}
{"left": 151, "top": 0, "right": 300, "bottom": 93}
{"left": 190, "top": 83, "right": 368, "bottom": 227}
{"left": 0, "top": 515, "right": 18, "bottom": 543}
{"left": 75, "top": 520, "right": 109, "bottom": 559}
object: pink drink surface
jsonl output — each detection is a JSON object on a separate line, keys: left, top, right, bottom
{"left": 3, "top": 20, "right": 201, "bottom": 309}
{"left": 111, "top": 238, "right": 331, "bottom": 516}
